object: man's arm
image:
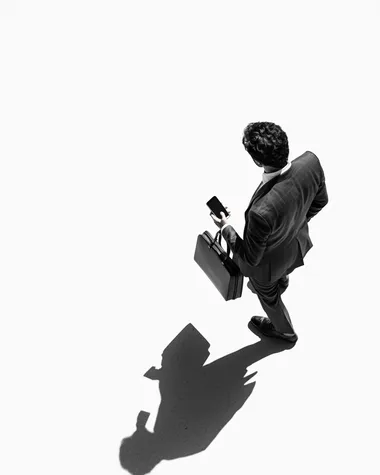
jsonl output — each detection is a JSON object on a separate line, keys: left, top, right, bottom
{"left": 306, "top": 179, "right": 329, "bottom": 222}
{"left": 221, "top": 211, "right": 271, "bottom": 267}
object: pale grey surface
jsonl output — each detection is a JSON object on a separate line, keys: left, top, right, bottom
{"left": 0, "top": 2, "right": 379, "bottom": 474}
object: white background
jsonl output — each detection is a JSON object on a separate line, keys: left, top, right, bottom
{"left": 1, "top": 2, "right": 379, "bottom": 474}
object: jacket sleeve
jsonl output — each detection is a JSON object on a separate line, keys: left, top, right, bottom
{"left": 221, "top": 211, "right": 271, "bottom": 267}
{"left": 306, "top": 179, "right": 329, "bottom": 222}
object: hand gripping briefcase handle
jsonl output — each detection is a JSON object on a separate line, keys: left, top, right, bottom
{"left": 194, "top": 229, "right": 243, "bottom": 301}
{"left": 209, "top": 230, "right": 231, "bottom": 259}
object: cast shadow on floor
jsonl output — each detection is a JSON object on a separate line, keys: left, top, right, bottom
{"left": 119, "top": 322, "right": 295, "bottom": 474}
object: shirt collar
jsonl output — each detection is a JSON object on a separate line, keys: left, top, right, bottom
{"left": 262, "top": 160, "right": 292, "bottom": 184}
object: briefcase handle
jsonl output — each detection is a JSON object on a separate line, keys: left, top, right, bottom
{"left": 209, "top": 230, "right": 231, "bottom": 261}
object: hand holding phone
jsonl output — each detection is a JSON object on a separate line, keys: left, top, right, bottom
{"left": 207, "top": 196, "right": 230, "bottom": 219}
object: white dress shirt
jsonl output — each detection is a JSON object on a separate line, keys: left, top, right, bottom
{"left": 220, "top": 160, "right": 292, "bottom": 232}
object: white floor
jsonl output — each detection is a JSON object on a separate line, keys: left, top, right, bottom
{"left": 1, "top": 3, "right": 379, "bottom": 475}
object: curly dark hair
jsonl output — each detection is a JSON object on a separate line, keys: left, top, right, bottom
{"left": 242, "top": 122, "right": 289, "bottom": 169}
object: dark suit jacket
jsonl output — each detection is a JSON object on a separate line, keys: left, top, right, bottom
{"left": 222, "top": 151, "right": 328, "bottom": 283}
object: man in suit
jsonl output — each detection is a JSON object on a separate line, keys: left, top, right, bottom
{"left": 210, "top": 122, "right": 328, "bottom": 343}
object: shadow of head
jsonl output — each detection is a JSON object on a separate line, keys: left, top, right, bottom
{"left": 119, "top": 323, "right": 294, "bottom": 473}
{"left": 119, "top": 421, "right": 161, "bottom": 475}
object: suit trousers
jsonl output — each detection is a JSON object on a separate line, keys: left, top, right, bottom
{"left": 248, "top": 275, "right": 295, "bottom": 334}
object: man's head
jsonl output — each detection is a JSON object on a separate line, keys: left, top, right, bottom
{"left": 242, "top": 122, "right": 289, "bottom": 170}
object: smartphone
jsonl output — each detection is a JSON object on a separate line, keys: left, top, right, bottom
{"left": 207, "top": 196, "right": 229, "bottom": 219}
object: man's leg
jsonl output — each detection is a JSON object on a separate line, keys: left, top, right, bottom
{"left": 247, "top": 275, "right": 289, "bottom": 294}
{"left": 248, "top": 277, "right": 294, "bottom": 334}
{"left": 278, "top": 275, "right": 289, "bottom": 294}
{"left": 248, "top": 274, "right": 289, "bottom": 295}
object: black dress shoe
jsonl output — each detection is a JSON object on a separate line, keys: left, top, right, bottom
{"left": 249, "top": 316, "right": 298, "bottom": 343}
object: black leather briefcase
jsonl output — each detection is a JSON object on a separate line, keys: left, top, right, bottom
{"left": 194, "top": 230, "right": 244, "bottom": 301}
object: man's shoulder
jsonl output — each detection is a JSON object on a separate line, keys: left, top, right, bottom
{"left": 291, "top": 150, "right": 317, "bottom": 163}
{"left": 292, "top": 150, "right": 321, "bottom": 165}
{"left": 288, "top": 151, "right": 323, "bottom": 177}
